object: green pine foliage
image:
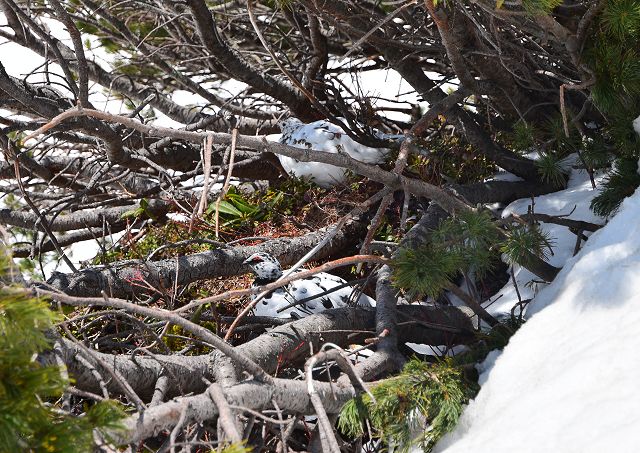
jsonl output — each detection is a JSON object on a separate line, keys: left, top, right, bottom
{"left": 601, "top": 0, "right": 640, "bottom": 37}
{"left": 393, "top": 209, "right": 559, "bottom": 299}
{"left": 581, "top": 136, "right": 612, "bottom": 171}
{"left": 503, "top": 116, "right": 579, "bottom": 187}
{"left": 508, "top": 121, "right": 537, "bottom": 154}
{"left": 338, "top": 359, "right": 474, "bottom": 452}
{"left": 453, "top": 317, "right": 525, "bottom": 366}
{"left": 393, "top": 244, "right": 463, "bottom": 299}
{"left": 338, "top": 318, "right": 525, "bottom": 452}
{"left": 606, "top": 110, "right": 640, "bottom": 158}
{"left": 588, "top": 0, "right": 640, "bottom": 115}
{"left": 0, "top": 251, "right": 125, "bottom": 452}
{"left": 544, "top": 115, "right": 580, "bottom": 156}
{"left": 500, "top": 223, "right": 554, "bottom": 268}
{"left": 535, "top": 152, "right": 571, "bottom": 188}
{"left": 590, "top": 158, "right": 640, "bottom": 216}
{"left": 590, "top": 43, "right": 640, "bottom": 113}
{"left": 583, "top": 0, "right": 640, "bottom": 216}
{"left": 392, "top": 211, "right": 501, "bottom": 299}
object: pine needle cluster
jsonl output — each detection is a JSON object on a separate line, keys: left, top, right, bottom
{"left": 584, "top": 0, "right": 640, "bottom": 215}
{"left": 503, "top": 116, "right": 579, "bottom": 188}
{"left": 500, "top": 223, "right": 554, "bottom": 268}
{"left": 535, "top": 152, "right": 572, "bottom": 188}
{"left": 338, "top": 359, "right": 475, "bottom": 452}
{"left": 392, "top": 210, "right": 551, "bottom": 300}
{"left": 591, "top": 158, "right": 640, "bottom": 216}
{"left": 0, "top": 251, "right": 125, "bottom": 452}
{"left": 590, "top": 1, "right": 640, "bottom": 113}
{"left": 337, "top": 317, "right": 525, "bottom": 452}
{"left": 508, "top": 121, "right": 537, "bottom": 154}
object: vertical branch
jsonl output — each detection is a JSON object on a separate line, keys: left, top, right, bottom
{"left": 424, "top": 0, "right": 478, "bottom": 92}
{"left": 49, "top": 0, "right": 90, "bottom": 106}
{"left": 305, "top": 354, "right": 341, "bottom": 453}
{"left": 196, "top": 134, "right": 213, "bottom": 217}
{"left": 214, "top": 127, "right": 237, "bottom": 238}
{"left": 207, "top": 383, "right": 242, "bottom": 443}
{"left": 302, "top": 12, "right": 328, "bottom": 90}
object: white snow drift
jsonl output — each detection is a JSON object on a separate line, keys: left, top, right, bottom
{"left": 435, "top": 186, "right": 640, "bottom": 453}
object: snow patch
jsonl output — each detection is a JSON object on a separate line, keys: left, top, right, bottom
{"left": 434, "top": 186, "right": 640, "bottom": 453}
{"left": 475, "top": 349, "right": 500, "bottom": 386}
{"left": 486, "top": 167, "right": 605, "bottom": 316}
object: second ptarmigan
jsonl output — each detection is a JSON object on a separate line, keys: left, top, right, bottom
{"left": 243, "top": 252, "right": 375, "bottom": 318}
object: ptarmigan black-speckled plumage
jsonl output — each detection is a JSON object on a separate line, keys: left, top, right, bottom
{"left": 276, "top": 118, "right": 388, "bottom": 188}
{"left": 242, "top": 252, "right": 374, "bottom": 318}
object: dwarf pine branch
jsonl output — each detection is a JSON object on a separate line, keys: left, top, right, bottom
{"left": 0, "top": 251, "right": 125, "bottom": 452}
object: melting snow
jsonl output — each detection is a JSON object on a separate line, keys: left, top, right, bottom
{"left": 434, "top": 182, "right": 640, "bottom": 452}
{"left": 486, "top": 167, "right": 606, "bottom": 316}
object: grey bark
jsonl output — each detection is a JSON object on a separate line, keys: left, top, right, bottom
{"left": 46, "top": 220, "right": 367, "bottom": 297}
{"left": 117, "top": 378, "right": 355, "bottom": 445}
{"left": 0, "top": 199, "right": 170, "bottom": 232}
{"left": 46, "top": 306, "right": 474, "bottom": 398}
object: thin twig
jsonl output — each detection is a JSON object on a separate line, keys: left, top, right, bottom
{"left": 214, "top": 128, "right": 237, "bottom": 238}
{"left": 305, "top": 352, "right": 342, "bottom": 453}
{"left": 196, "top": 134, "right": 213, "bottom": 217}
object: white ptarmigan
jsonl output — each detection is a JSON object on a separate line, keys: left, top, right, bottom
{"left": 242, "top": 252, "right": 375, "bottom": 318}
{"left": 276, "top": 118, "right": 389, "bottom": 188}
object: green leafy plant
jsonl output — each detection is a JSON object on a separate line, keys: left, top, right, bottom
{"left": 207, "top": 187, "right": 272, "bottom": 227}
{"left": 219, "top": 441, "right": 253, "bottom": 453}
{"left": 522, "top": 0, "right": 563, "bottom": 14}
{"left": 120, "top": 198, "right": 159, "bottom": 220}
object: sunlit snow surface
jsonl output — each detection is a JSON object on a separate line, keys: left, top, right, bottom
{"left": 434, "top": 183, "right": 640, "bottom": 452}
{"left": 485, "top": 168, "right": 605, "bottom": 316}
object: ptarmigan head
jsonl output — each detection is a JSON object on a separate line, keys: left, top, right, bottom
{"left": 242, "top": 252, "right": 283, "bottom": 282}
{"left": 277, "top": 117, "right": 303, "bottom": 144}
{"left": 277, "top": 117, "right": 302, "bottom": 133}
